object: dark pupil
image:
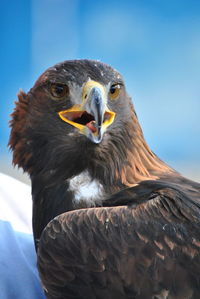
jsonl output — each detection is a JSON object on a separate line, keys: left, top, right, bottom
{"left": 110, "top": 86, "right": 116, "bottom": 94}
{"left": 55, "top": 85, "right": 64, "bottom": 95}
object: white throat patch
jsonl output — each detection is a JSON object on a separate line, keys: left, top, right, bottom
{"left": 68, "top": 171, "right": 104, "bottom": 206}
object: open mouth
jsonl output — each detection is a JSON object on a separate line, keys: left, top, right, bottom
{"left": 59, "top": 110, "right": 114, "bottom": 134}
{"left": 66, "top": 111, "right": 96, "bottom": 133}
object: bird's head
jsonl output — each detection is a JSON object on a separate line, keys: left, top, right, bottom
{"left": 31, "top": 60, "right": 129, "bottom": 144}
{"left": 9, "top": 60, "right": 135, "bottom": 181}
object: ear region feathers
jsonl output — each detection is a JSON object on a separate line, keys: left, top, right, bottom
{"left": 9, "top": 90, "right": 32, "bottom": 172}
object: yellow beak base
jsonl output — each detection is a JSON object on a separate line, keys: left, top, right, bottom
{"left": 58, "top": 107, "right": 115, "bottom": 134}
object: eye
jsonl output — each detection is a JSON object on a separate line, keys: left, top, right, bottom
{"left": 50, "top": 83, "right": 69, "bottom": 98}
{"left": 109, "top": 83, "right": 122, "bottom": 100}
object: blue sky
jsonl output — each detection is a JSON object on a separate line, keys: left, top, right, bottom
{"left": 1, "top": 0, "right": 200, "bottom": 175}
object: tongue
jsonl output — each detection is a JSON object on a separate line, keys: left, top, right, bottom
{"left": 86, "top": 121, "right": 97, "bottom": 133}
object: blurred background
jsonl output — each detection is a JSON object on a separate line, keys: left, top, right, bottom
{"left": 0, "top": 0, "right": 200, "bottom": 184}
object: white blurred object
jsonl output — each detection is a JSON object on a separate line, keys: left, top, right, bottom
{"left": 0, "top": 173, "right": 32, "bottom": 234}
{"left": 0, "top": 173, "right": 45, "bottom": 299}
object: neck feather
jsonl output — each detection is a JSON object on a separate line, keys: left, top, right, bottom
{"left": 119, "top": 113, "right": 175, "bottom": 186}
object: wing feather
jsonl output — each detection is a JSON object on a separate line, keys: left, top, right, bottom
{"left": 38, "top": 186, "right": 200, "bottom": 298}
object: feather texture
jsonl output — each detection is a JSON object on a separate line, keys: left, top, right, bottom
{"left": 38, "top": 183, "right": 200, "bottom": 298}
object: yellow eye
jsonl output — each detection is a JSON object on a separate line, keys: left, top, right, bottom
{"left": 109, "top": 84, "right": 122, "bottom": 100}
{"left": 50, "top": 83, "right": 69, "bottom": 98}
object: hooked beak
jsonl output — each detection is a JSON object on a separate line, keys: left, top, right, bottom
{"left": 58, "top": 80, "right": 115, "bottom": 143}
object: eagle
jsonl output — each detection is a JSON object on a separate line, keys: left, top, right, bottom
{"left": 9, "top": 60, "right": 200, "bottom": 299}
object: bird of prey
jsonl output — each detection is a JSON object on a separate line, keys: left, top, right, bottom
{"left": 9, "top": 60, "right": 200, "bottom": 299}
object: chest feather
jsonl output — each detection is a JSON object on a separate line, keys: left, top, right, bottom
{"left": 68, "top": 171, "right": 105, "bottom": 206}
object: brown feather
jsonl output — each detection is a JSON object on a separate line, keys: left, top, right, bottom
{"left": 38, "top": 195, "right": 200, "bottom": 298}
{"left": 9, "top": 90, "right": 32, "bottom": 170}
{"left": 119, "top": 111, "right": 174, "bottom": 186}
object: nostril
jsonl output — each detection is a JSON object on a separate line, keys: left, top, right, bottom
{"left": 94, "top": 96, "right": 101, "bottom": 105}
